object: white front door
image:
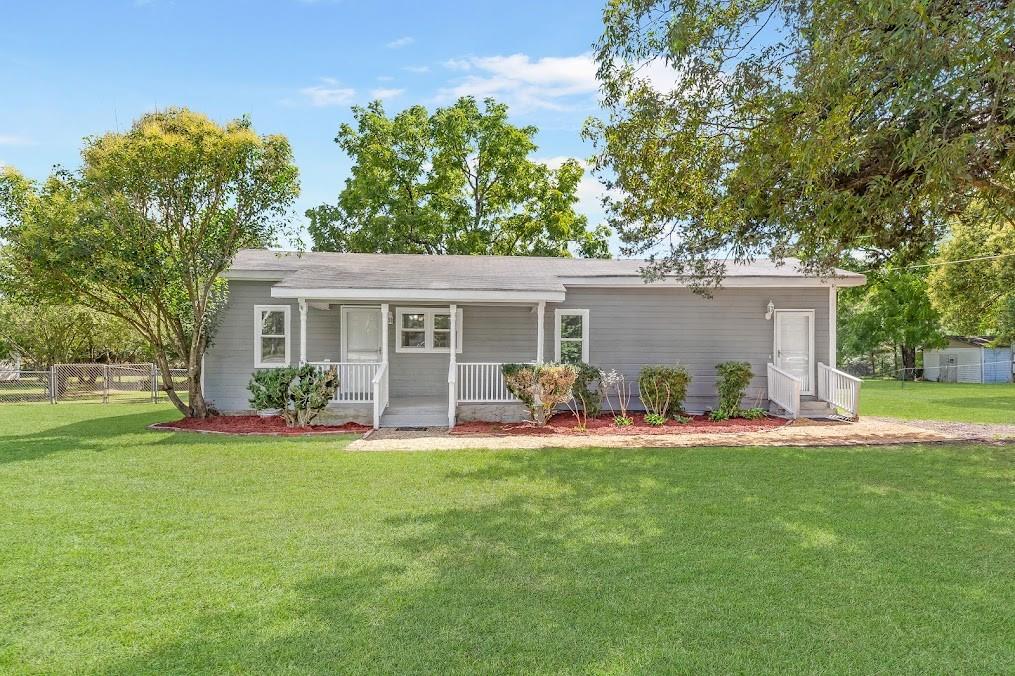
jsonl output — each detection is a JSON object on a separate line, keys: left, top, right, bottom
{"left": 775, "top": 310, "right": 815, "bottom": 395}
{"left": 341, "top": 307, "right": 382, "bottom": 363}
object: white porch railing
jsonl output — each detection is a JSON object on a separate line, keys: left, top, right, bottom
{"left": 457, "top": 362, "right": 521, "bottom": 403}
{"left": 817, "top": 362, "right": 862, "bottom": 419}
{"left": 767, "top": 363, "right": 802, "bottom": 419}
{"left": 372, "top": 362, "right": 389, "bottom": 429}
{"left": 308, "top": 361, "right": 381, "bottom": 403}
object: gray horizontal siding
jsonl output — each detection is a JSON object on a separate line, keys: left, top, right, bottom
{"left": 545, "top": 287, "right": 830, "bottom": 412}
{"left": 206, "top": 281, "right": 832, "bottom": 414}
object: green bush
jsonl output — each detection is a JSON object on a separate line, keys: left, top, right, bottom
{"left": 571, "top": 362, "right": 602, "bottom": 417}
{"left": 613, "top": 415, "right": 633, "bottom": 427}
{"left": 638, "top": 365, "right": 690, "bottom": 417}
{"left": 711, "top": 361, "right": 754, "bottom": 421}
{"left": 248, "top": 365, "right": 339, "bottom": 427}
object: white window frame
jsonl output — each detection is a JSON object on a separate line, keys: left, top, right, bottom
{"left": 395, "top": 307, "right": 464, "bottom": 354}
{"left": 554, "top": 308, "right": 589, "bottom": 363}
{"left": 254, "top": 304, "right": 291, "bottom": 368}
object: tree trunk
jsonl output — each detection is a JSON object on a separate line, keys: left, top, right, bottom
{"left": 900, "top": 345, "right": 917, "bottom": 381}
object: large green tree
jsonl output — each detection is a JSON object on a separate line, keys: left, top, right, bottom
{"left": 0, "top": 300, "right": 150, "bottom": 367}
{"left": 308, "top": 97, "right": 610, "bottom": 258}
{"left": 587, "top": 0, "right": 1014, "bottom": 284}
{"left": 928, "top": 205, "right": 1015, "bottom": 340}
{"left": 838, "top": 268, "right": 946, "bottom": 379}
{"left": 0, "top": 109, "right": 300, "bottom": 417}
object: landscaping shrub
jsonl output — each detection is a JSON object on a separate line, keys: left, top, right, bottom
{"left": 638, "top": 365, "right": 690, "bottom": 417}
{"left": 571, "top": 362, "right": 602, "bottom": 417}
{"left": 502, "top": 363, "right": 577, "bottom": 425}
{"left": 248, "top": 365, "right": 339, "bottom": 428}
{"left": 711, "top": 361, "right": 754, "bottom": 421}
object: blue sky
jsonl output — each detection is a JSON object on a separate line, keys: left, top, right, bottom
{"left": 0, "top": 0, "right": 617, "bottom": 249}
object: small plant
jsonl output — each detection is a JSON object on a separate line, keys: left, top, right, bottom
{"left": 739, "top": 407, "right": 767, "bottom": 420}
{"left": 672, "top": 413, "right": 692, "bottom": 424}
{"left": 572, "top": 362, "right": 603, "bottom": 417}
{"left": 600, "top": 369, "right": 632, "bottom": 419}
{"left": 248, "top": 365, "right": 339, "bottom": 428}
{"left": 502, "top": 362, "right": 577, "bottom": 425}
{"left": 638, "top": 365, "right": 690, "bottom": 417}
{"left": 711, "top": 361, "right": 754, "bottom": 421}
{"left": 644, "top": 412, "right": 667, "bottom": 426}
{"left": 613, "top": 415, "right": 633, "bottom": 427}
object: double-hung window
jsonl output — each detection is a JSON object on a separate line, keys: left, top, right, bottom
{"left": 554, "top": 309, "right": 589, "bottom": 364}
{"left": 396, "top": 307, "right": 463, "bottom": 353}
{"left": 254, "top": 305, "right": 291, "bottom": 367}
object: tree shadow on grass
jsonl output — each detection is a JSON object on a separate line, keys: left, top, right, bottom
{"left": 99, "top": 447, "right": 1013, "bottom": 673}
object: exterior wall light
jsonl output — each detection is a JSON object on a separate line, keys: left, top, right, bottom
{"left": 765, "top": 300, "right": 775, "bottom": 320}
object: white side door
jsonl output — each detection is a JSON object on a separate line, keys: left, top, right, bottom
{"left": 341, "top": 307, "right": 382, "bottom": 363}
{"left": 775, "top": 310, "right": 815, "bottom": 395}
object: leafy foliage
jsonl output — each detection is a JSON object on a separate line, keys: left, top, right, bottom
{"left": 644, "top": 412, "right": 667, "bottom": 426}
{"left": 502, "top": 362, "right": 577, "bottom": 425}
{"left": 613, "top": 415, "right": 633, "bottom": 427}
{"left": 928, "top": 205, "right": 1015, "bottom": 341}
{"left": 839, "top": 266, "right": 946, "bottom": 378}
{"left": 711, "top": 361, "right": 753, "bottom": 421}
{"left": 571, "top": 362, "right": 603, "bottom": 417}
{"left": 0, "top": 300, "right": 150, "bottom": 367}
{"left": 308, "top": 97, "right": 610, "bottom": 258}
{"left": 637, "top": 365, "right": 690, "bottom": 417}
{"left": 248, "top": 365, "right": 339, "bottom": 428}
{"left": 586, "top": 1, "right": 1015, "bottom": 286}
{"left": 0, "top": 109, "right": 300, "bottom": 417}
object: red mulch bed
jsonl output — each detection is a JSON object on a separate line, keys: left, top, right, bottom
{"left": 450, "top": 413, "right": 788, "bottom": 436}
{"left": 150, "top": 415, "right": 372, "bottom": 436}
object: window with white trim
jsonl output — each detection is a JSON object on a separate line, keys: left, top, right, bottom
{"left": 555, "top": 309, "right": 589, "bottom": 364}
{"left": 396, "top": 307, "right": 463, "bottom": 353}
{"left": 254, "top": 305, "right": 291, "bottom": 367}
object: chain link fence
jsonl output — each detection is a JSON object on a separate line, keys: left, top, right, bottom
{"left": 0, "top": 363, "right": 189, "bottom": 405}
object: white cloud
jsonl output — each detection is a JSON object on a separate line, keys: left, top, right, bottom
{"left": 299, "top": 78, "right": 356, "bottom": 107}
{"left": 376, "top": 75, "right": 395, "bottom": 82}
{"left": 0, "top": 134, "right": 33, "bottom": 146}
{"left": 404, "top": 65, "right": 430, "bottom": 74}
{"left": 437, "top": 53, "right": 598, "bottom": 111}
{"left": 369, "top": 88, "right": 405, "bottom": 101}
{"left": 386, "top": 36, "right": 414, "bottom": 49}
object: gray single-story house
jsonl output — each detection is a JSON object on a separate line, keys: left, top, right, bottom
{"left": 204, "top": 250, "right": 866, "bottom": 427}
{"left": 923, "top": 337, "right": 1013, "bottom": 383}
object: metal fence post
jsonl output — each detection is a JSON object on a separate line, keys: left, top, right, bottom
{"left": 103, "top": 364, "right": 109, "bottom": 404}
{"left": 151, "top": 363, "right": 158, "bottom": 403}
{"left": 49, "top": 365, "right": 56, "bottom": 404}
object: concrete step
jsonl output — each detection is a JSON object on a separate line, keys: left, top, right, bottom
{"left": 379, "top": 413, "right": 448, "bottom": 428}
{"left": 769, "top": 399, "right": 837, "bottom": 419}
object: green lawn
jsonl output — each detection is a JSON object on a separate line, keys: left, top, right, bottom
{"left": 860, "top": 380, "right": 1015, "bottom": 424}
{"left": 1, "top": 404, "right": 1012, "bottom": 674}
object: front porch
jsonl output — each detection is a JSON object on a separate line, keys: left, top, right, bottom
{"left": 289, "top": 299, "right": 861, "bottom": 429}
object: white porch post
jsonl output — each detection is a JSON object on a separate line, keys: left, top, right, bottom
{"left": 828, "top": 286, "right": 837, "bottom": 368}
{"left": 448, "top": 304, "right": 457, "bottom": 428}
{"left": 536, "top": 300, "right": 545, "bottom": 363}
{"left": 380, "top": 303, "right": 389, "bottom": 365}
{"left": 298, "top": 298, "right": 308, "bottom": 365}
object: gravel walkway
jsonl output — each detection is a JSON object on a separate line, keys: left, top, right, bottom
{"left": 348, "top": 417, "right": 967, "bottom": 452}
{"left": 869, "top": 417, "right": 1015, "bottom": 442}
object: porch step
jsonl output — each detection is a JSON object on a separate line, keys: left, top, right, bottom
{"left": 769, "top": 399, "right": 838, "bottom": 419}
{"left": 379, "top": 399, "right": 448, "bottom": 428}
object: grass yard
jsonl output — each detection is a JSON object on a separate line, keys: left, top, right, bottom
{"left": 1, "top": 404, "right": 1012, "bottom": 674}
{"left": 860, "top": 379, "right": 1015, "bottom": 424}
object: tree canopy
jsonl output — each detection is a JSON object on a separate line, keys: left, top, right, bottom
{"left": 308, "top": 97, "right": 611, "bottom": 258}
{"left": 928, "top": 205, "right": 1015, "bottom": 341}
{"left": 0, "top": 300, "right": 151, "bottom": 368}
{"left": 0, "top": 108, "right": 300, "bottom": 416}
{"left": 587, "top": 0, "right": 1014, "bottom": 284}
